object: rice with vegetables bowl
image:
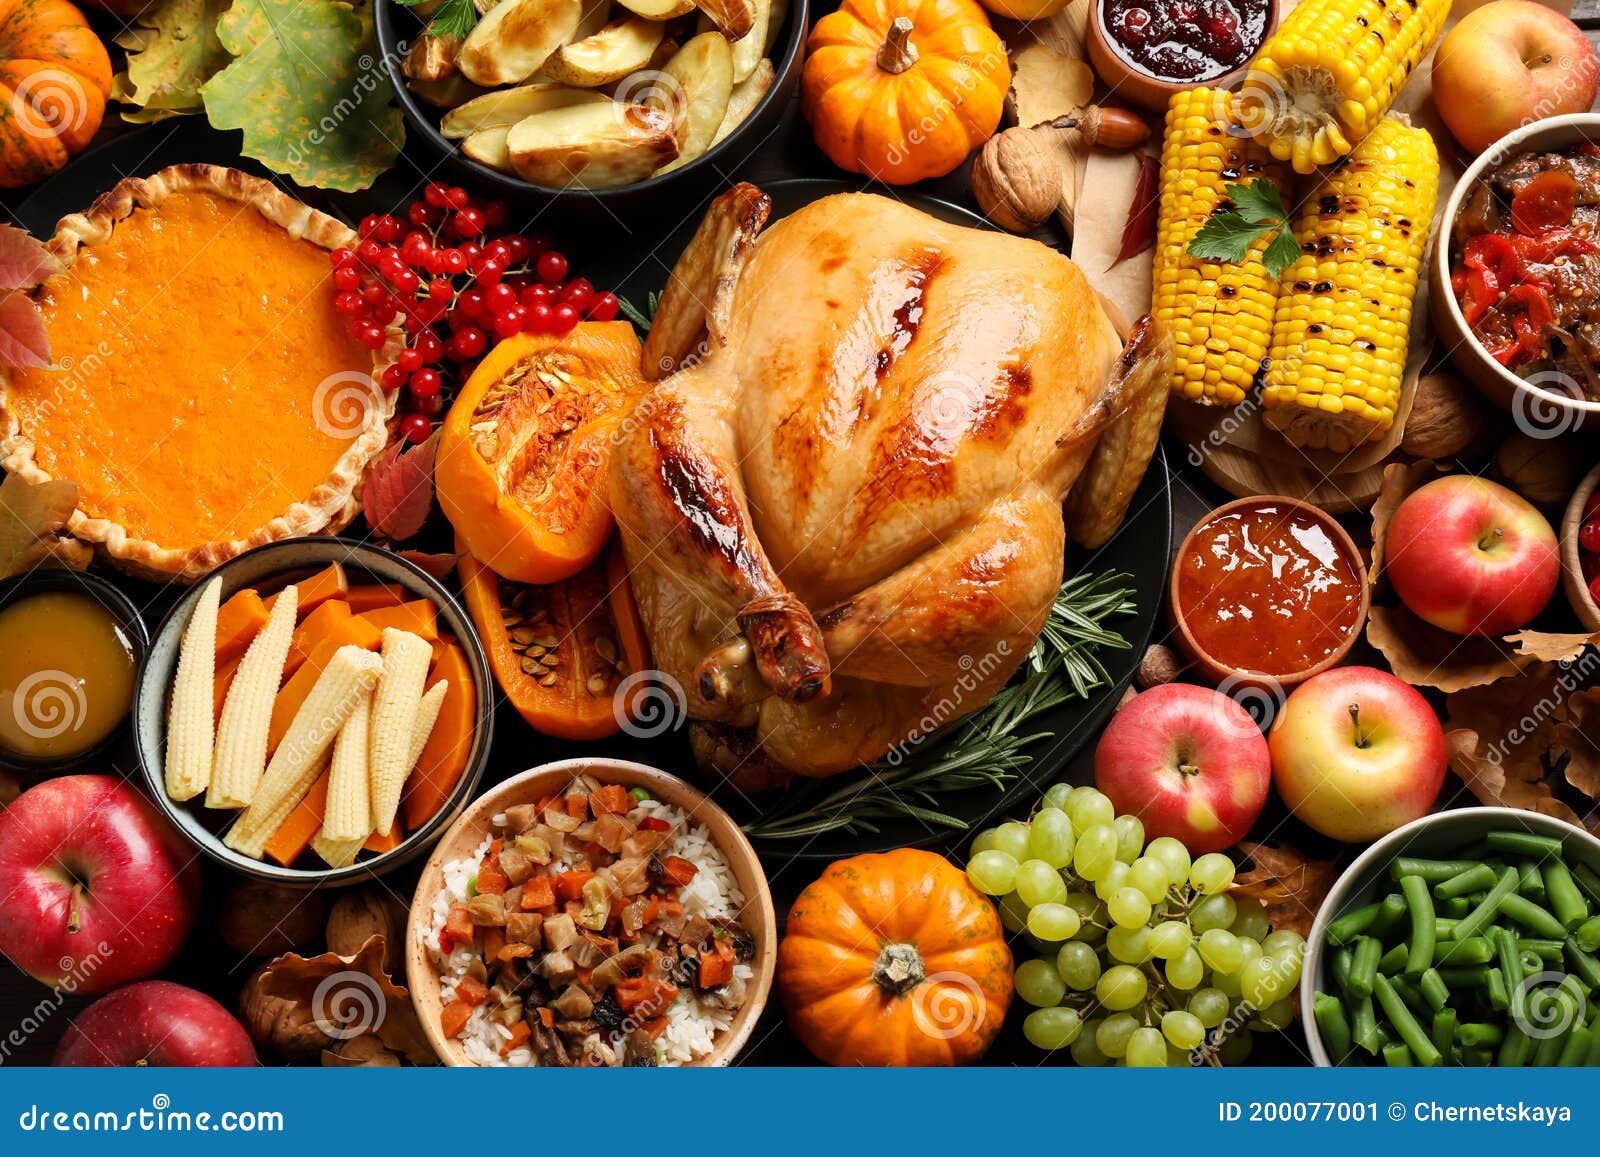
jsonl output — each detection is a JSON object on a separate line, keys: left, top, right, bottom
{"left": 424, "top": 778, "right": 756, "bottom": 1066}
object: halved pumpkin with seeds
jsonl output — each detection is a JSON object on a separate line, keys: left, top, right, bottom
{"left": 458, "top": 545, "right": 648, "bottom": 740}
{"left": 436, "top": 322, "right": 649, "bottom": 584}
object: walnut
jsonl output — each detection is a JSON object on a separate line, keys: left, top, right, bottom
{"left": 325, "top": 890, "right": 402, "bottom": 968}
{"left": 971, "top": 128, "right": 1060, "bottom": 235}
{"left": 1400, "top": 372, "right": 1490, "bottom": 461}
{"left": 1493, "top": 432, "right": 1586, "bottom": 507}
{"left": 218, "top": 879, "right": 328, "bottom": 958}
{"left": 238, "top": 962, "right": 333, "bottom": 1064}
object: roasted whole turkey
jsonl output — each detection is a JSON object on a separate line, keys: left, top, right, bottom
{"left": 610, "top": 184, "right": 1169, "bottom": 786}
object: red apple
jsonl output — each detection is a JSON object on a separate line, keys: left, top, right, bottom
{"left": 1385, "top": 475, "right": 1558, "bottom": 636}
{"left": 0, "top": 775, "right": 199, "bottom": 995}
{"left": 1094, "top": 683, "right": 1271, "bottom": 854}
{"left": 1432, "top": 0, "right": 1599, "bottom": 154}
{"left": 1268, "top": 666, "right": 1446, "bottom": 843}
{"left": 53, "top": 981, "right": 256, "bottom": 1066}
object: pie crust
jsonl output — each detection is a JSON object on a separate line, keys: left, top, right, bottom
{"left": 0, "top": 164, "right": 403, "bottom": 581}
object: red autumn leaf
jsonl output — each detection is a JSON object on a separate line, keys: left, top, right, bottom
{"left": 362, "top": 432, "right": 437, "bottom": 543}
{"left": 0, "top": 291, "right": 51, "bottom": 368}
{"left": 0, "top": 225, "right": 60, "bottom": 290}
{"left": 1109, "top": 152, "right": 1159, "bottom": 269}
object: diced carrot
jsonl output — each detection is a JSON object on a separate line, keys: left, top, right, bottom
{"left": 482, "top": 926, "right": 506, "bottom": 963}
{"left": 502, "top": 1021, "right": 531, "bottom": 1054}
{"left": 363, "top": 826, "right": 403, "bottom": 854}
{"left": 564, "top": 794, "right": 588, "bottom": 820}
{"left": 264, "top": 562, "right": 348, "bottom": 617}
{"left": 400, "top": 640, "right": 477, "bottom": 831}
{"left": 614, "top": 976, "right": 653, "bottom": 1012}
{"left": 588, "top": 784, "right": 631, "bottom": 815}
{"left": 355, "top": 599, "right": 438, "bottom": 641}
{"left": 444, "top": 905, "right": 474, "bottom": 947}
{"left": 213, "top": 654, "right": 243, "bottom": 725}
{"left": 346, "top": 582, "right": 411, "bottom": 613}
{"left": 641, "top": 1017, "right": 668, "bottom": 1041}
{"left": 520, "top": 877, "right": 555, "bottom": 911}
{"left": 455, "top": 973, "right": 489, "bottom": 1006}
{"left": 555, "top": 871, "right": 593, "bottom": 901}
{"left": 477, "top": 858, "right": 509, "bottom": 896}
{"left": 439, "top": 1000, "right": 473, "bottom": 1039}
{"left": 263, "top": 769, "right": 331, "bottom": 867}
{"left": 266, "top": 616, "right": 384, "bottom": 754}
{"left": 697, "top": 944, "right": 734, "bottom": 989}
{"left": 536, "top": 1007, "right": 554, "bottom": 1029}
{"left": 563, "top": 900, "right": 583, "bottom": 920}
{"left": 660, "top": 855, "right": 699, "bottom": 887}
{"left": 215, "top": 589, "right": 268, "bottom": 664}
{"left": 498, "top": 942, "right": 533, "bottom": 961}
{"left": 283, "top": 599, "right": 351, "bottom": 678}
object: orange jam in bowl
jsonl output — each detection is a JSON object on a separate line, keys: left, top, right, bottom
{"left": 1172, "top": 497, "right": 1368, "bottom": 684}
{"left": 0, "top": 577, "right": 143, "bottom": 766}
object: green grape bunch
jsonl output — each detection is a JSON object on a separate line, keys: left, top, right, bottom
{"left": 967, "top": 784, "right": 1305, "bottom": 1066}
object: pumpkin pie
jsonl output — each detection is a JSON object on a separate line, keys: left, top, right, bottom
{"left": 0, "top": 165, "right": 401, "bottom": 581}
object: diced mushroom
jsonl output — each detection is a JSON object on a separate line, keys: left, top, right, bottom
{"left": 542, "top": 804, "right": 581, "bottom": 833}
{"left": 504, "top": 803, "right": 541, "bottom": 831}
{"left": 512, "top": 833, "right": 552, "bottom": 865}
{"left": 624, "top": 1029, "right": 658, "bottom": 1066}
{"left": 610, "top": 856, "right": 650, "bottom": 896}
{"left": 540, "top": 947, "right": 577, "bottom": 984}
{"left": 578, "top": 876, "right": 611, "bottom": 930}
{"left": 569, "top": 936, "right": 606, "bottom": 969}
{"left": 542, "top": 912, "right": 579, "bottom": 951}
{"left": 681, "top": 915, "right": 713, "bottom": 947}
{"left": 592, "top": 812, "right": 635, "bottom": 852}
{"left": 507, "top": 912, "right": 543, "bottom": 948}
{"left": 592, "top": 943, "right": 652, "bottom": 989}
{"left": 468, "top": 893, "right": 507, "bottom": 926}
{"left": 552, "top": 982, "right": 594, "bottom": 1020}
{"left": 498, "top": 846, "right": 535, "bottom": 885}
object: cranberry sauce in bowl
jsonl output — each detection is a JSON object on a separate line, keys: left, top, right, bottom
{"left": 1100, "top": 0, "right": 1269, "bottom": 82}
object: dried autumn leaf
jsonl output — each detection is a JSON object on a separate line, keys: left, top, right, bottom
{"left": 1557, "top": 686, "right": 1600, "bottom": 801}
{"left": 0, "top": 226, "right": 60, "bottom": 290}
{"left": 1229, "top": 839, "right": 1343, "bottom": 940}
{"left": 0, "top": 473, "right": 91, "bottom": 578}
{"left": 363, "top": 433, "right": 437, "bottom": 543}
{"left": 1109, "top": 152, "right": 1158, "bottom": 269}
{"left": 1366, "top": 605, "right": 1527, "bottom": 692}
{"left": 115, "top": 0, "right": 230, "bottom": 119}
{"left": 1368, "top": 458, "right": 1441, "bottom": 590}
{"left": 0, "top": 291, "right": 51, "bottom": 369}
{"left": 1445, "top": 728, "right": 1582, "bottom": 825}
{"left": 258, "top": 934, "right": 435, "bottom": 1064}
{"left": 200, "top": 0, "right": 405, "bottom": 192}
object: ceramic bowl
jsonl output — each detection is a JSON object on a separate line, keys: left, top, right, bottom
{"left": 0, "top": 568, "right": 148, "bottom": 774}
{"left": 1561, "top": 462, "right": 1600, "bottom": 631}
{"left": 1086, "top": 0, "right": 1277, "bottom": 112}
{"left": 1168, "top": 495, "right": 1369, "bottom": 691}
{"left": 134, "top": 537, "right": 494, "bottom": 886}
{"left": 1430, "top": 113, "right": 1600, "bottom": 433}
{"left": 406, "top": 756, "right": 776, "bottom": 1067}
{"left": 1299, "top": 807, "right": 1600, "bottom": 1065}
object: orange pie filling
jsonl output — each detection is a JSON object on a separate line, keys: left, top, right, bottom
{"left": 6, "top": 191, "right": 374, "bottom": 551}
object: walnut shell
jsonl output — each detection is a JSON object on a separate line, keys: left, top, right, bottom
{"left": 971, "top": 127, "right": 1060, "bottom": 234}
{"left": 238, "top": 962, "right": 333, "bottom": 1064}
{"left": 1493, "top": 432, "right": 1586, "bottom": 508}
{"left": 325, "top": 890, "right": 402, "bottom": 969}
{"left": 218, "top": 880, "right": 328, "bottom": 958}
{"left": 1400, "top": 372, "right": 1489, "bottom": 461}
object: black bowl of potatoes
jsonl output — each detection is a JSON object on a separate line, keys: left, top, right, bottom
{"left": 376, "top": 0, "right": 806, "bottom": 211}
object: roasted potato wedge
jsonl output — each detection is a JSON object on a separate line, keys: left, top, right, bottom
{"left": 403, "top": 30, "right": 463, "bottom": 82}
{"left": 506, "top": 101, "right": 679, "bottom": 188}
{"left": 571, "top": 0, "right": 611, "bottom": 42}
{"left": 441, "top": 81, "right": 607, "bottom": 138}
{"left": 543, "top": 16, "right": 665, "bottom": 87}
{"left": 458, "top": 0, "right": 583, "bottom": 86}
{"left": 711, "top": 56, "right": 772, "bottom": 145}
{"left": 698, "top": 0, "right": 766, "bottom": 81}
{"left": 616, "top": 0, "right": 696, "bottom": 16}
{"left": 408, "top": 74, "right": 490, "bottom": 110}
{"left": 462, "top": 125, "right": 516, "bottom": 173}
{"left": 649, "top": 32, "right": 733, "bottom": 171}
{"left": 693, "top": 0, "right": 755, "bottom": 39}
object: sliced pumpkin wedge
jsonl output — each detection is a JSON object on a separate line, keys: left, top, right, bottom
{"left": 436, "top": 322, "right": 649, "bottom": 584}
{"left": 458, "top": 546, "right": 648, "bottom": 741}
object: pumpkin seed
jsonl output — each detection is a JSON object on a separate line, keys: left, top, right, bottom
{"left": 586, "top": 674, "right": 608, "bottom": 695}
{"left": 509, "top": 626, "right": 539, "bottom": 645}
{"left": 539, "top": 672, "right": 558, "bottom": 686}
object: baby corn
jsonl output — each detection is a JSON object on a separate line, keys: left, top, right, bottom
{"left": 319, "top": 688, "right": 373, "bottom": 843}
{"left": 165, "top": 578, "right": 221, "bottom": 802}
{"left": 1154, "top": 87, "right": 1285, "bottom": 407}
{"left": 226, "top": 644, "right": 382, "bottom": 859}
{"left": 1262, "top": 117, "right": 1439, "bottom": 452}
{"left": 208, "top": 585, "right": 298, "bottom": 809}
{"left": 1242, "top": 0, "right": 1451, "bottom": 173}
{"left": 368, "top": 629, "right": 433, "bottom": 839}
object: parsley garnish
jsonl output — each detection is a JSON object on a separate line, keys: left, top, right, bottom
{"left": 1187, "top": 178, "right": 1303, "bottom": 280}
{"left": 394, "top": 0, "right": 478, "bottom": 40}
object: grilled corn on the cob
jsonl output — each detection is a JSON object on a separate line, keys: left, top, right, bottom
{"left": 1262, "top": 116, "right": 1439, "bottom": 452}
{"left": 1154, "top": 87, "right": 1286, "bottom": 406}
{"left": 1242, "top": 0, "right": 1451, "bottom": 174}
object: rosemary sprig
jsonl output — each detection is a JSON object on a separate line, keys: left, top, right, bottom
{"left": 616, "top": 290, "right": 660, "bottom": 336}
{"left": 743, "top": 571, "right": 1137, "bottom": 842}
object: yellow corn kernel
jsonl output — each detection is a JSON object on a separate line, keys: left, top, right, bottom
{"left": 165, "top": 577, "right": 222, "bottom": 802}
{"left": 1243, "top": 0, "right": 1452, "bottom": 173}
{"left": 1152, "top": 87, "right": 1286, "bottom": 407}
{"left": 319, "top": 688, "right": 372, "bottom": 843}
{"left": 367, "top": 629, "right": 432, "bottom": 839}
{"left": 1262, "top": 117, "right": 1439, "bottom": 450}
{"left": 207, "top": 585, "right": 298, "bottom": 810}
{"left": 226, "top": 645, "right": 383, "bottom": 859}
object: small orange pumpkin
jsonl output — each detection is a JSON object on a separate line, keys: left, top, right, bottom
{"left": 801, "top": 0, "right": 1010, "bottom": 185}
{"left": 0, "top": 0, "right": 111, "bottom": 189}
{"left": 436, "top": 322, "right": 649, "bottom": 584}
{"left": 778, "top": 849, "right": 1014, "bottom": 1065}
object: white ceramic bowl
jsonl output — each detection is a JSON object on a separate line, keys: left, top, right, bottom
{"left": 1430, "top": 113, "right": 1600, "bottom": 433}
{"left": 1299, "top": 807, "right": 1600, "bottom": 1065}
{"left": 405, "top": 757, "right": 776, "bottom": 1067}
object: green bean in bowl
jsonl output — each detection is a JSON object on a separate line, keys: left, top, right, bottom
{"left": 1303, "top": 810, "right": 1600, "bottom": 1067}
